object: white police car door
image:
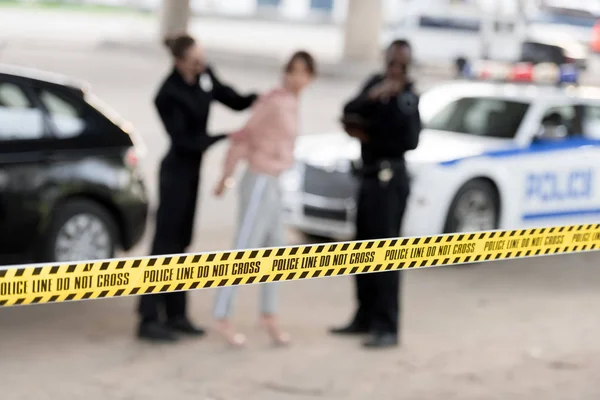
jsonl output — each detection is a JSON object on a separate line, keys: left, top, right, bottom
{"left": 520, "top": 103, "right": 600, "bottom": 227}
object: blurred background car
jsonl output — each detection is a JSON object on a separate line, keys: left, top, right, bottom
{"left": 0, "top": 65, "right": 148, "bottom": 264}
{"left": 519, "top": 36, "right": 589, "bottom": 70}
{"left": 526, "top": 5, "right": 599, "bottom": 47}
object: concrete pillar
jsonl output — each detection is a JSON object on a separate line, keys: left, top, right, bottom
{"left": 342, "top": 0, "right": 383, "bottom": 62}
{"left": 159, "top": 0, "right": 191, "bottom": 40}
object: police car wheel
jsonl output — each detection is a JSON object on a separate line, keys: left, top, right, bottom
{"left": 444, "top": 179, "right": 499, "bottom": 235}
{"left": 41, "top": 199, "right": 119, "bottom": 263}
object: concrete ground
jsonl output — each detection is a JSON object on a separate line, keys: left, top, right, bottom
{"left": 0, "top": 41, "right": 600, "bottom": 399}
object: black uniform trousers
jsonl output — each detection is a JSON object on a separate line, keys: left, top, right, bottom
{"left": 352, "top": 162, "right": 410, "bottom": 335}
{"left": 138, "top": 154, "right": 201, "bottom": 323}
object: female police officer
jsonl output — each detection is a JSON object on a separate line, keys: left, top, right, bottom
{"left": 331, "top": 39, "right": 421, "bottom": 348}
{"left": 137, "top": 34, "right": 258, "bottom": 342}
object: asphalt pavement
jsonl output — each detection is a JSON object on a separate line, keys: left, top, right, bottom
{"left": 1, "top": 44, "right": 600, "bottom": 400}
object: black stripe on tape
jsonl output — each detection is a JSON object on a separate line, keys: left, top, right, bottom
{"left": 159, "top": 283, "right": 171, "bottom": 293}
{"left": 203, "top": 280, "right": 215, "bottom": 288}
{"left": 235, "top": 252, "right": 245, "bottom": 260}
{"left": 33, "top": 267, "right": 42, "bottom": 276}
{"left": 117, "top": 261, "right": 126, "bottom": 269}
{"left": 162, "top": 257, "right": 172, "bottom": 266}
{"left": 232, "top": 278, "right": 242, "bottom": 286}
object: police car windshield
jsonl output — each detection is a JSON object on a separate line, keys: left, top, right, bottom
{"left": 425, "top": 97, "right": 530, "bottom": 139}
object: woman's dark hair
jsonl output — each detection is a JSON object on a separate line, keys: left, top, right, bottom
{"left": 284, "top": 50, "right": 317, "bottom": 76}
{"left": 163, "top": 33, "right": 196, "bottom": 59}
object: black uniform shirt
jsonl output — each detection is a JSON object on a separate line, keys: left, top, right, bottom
{"left": 343, "top": 74, "right": 421, "bottom": 166}
{"left": 154, "top": 66, "right": 257, "bottom": 157}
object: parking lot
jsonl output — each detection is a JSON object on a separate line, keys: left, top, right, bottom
{"left": 1, "top": 42, "right": 600, "bottom": 399}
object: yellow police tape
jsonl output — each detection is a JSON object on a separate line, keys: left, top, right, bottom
{"left": 1, "top": 224, "right": 599, "bottom": 307}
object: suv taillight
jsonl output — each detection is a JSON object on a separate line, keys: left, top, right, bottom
{"left": 125, "top": 147, "right": 139, "bottom": 169}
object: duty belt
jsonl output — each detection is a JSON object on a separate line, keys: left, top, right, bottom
{"left": 359, "top": 159, "right": 406, "bottom": 183}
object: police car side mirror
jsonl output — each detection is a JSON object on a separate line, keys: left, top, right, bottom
{"left": 536, "top": 124, "right": 568, "bottom": 141}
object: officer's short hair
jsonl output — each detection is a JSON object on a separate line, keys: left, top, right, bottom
{"left": 388, "top": 39, "right": 411, "bottom": 51}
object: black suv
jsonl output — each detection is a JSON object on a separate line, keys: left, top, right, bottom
{"left": 0, "top": 65, "right": 148, "bottom": 264}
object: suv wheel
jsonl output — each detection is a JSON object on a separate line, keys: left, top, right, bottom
{"left": 43, "top": 199, "right": 119, "bottom": 263}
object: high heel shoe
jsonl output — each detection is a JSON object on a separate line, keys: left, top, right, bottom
{"left": 214, "top": 320, "right": 247, "bottom": 348}
{"left": 261, "top": 316, "right": 291, "bottom": 346}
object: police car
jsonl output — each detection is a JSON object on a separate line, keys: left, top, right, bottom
{"left": 281, "top": 61, "right": 600, "bottom": 240}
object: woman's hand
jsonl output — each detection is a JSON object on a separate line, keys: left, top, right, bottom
{"left": 214, "top": 177, "right": 227, "bottom": 197}
{"left": 214, "top": 176, "right": 234, "bottom": 197}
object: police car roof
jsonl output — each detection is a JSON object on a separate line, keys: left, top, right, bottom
{"left": 0, "top": 63, "right": 90, "bottom": 93}
{"left": 432, "top": 80, "right": 600, "bottom": 103}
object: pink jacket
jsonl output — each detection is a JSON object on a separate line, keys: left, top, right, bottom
{"left": 222, "top": 87, "right": 299, "bottom": 178}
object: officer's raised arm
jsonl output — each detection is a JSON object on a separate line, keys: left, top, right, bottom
{"left": 342, "top": 74, "right": 381, "bottom": 115}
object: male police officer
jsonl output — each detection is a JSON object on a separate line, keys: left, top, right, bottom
{"left": 330, "top": 39, "right": 421, "bottom": 348}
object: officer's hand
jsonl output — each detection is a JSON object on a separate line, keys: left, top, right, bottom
{"left": 368, "top": 79, "right": 405, "bottom": 101}
{"left": 345, "top": 125, "right": 369, "bottom": 143}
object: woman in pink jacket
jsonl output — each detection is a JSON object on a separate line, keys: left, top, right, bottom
{"left": 213, "top": 51, "right": 316, "bottom": 347}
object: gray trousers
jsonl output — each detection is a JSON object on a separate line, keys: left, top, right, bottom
{"left": 213, "top": 169, "right": 285, "bottom": 319}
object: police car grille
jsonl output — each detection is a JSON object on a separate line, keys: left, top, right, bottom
{"left": 303, "top": 164, "right": 358, "bottom": 199}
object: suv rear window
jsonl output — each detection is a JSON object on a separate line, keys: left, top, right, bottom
{"left": 426, "top": 97, "right": 530, "bottom": 139}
